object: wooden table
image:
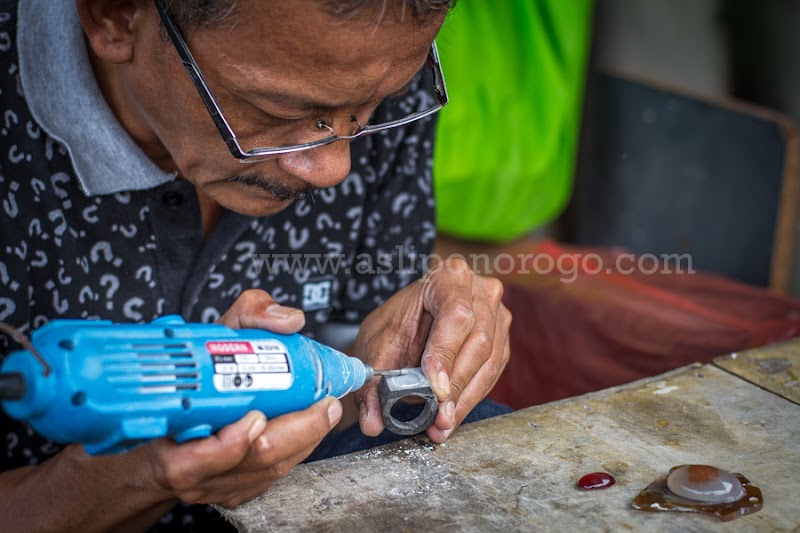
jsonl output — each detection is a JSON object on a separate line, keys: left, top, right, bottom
{"left": 222, "top": 340, "right": 800, "bottom": 532}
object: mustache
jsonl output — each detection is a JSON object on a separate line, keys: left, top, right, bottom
{"left": 226, "top": 174, "right": 317, "bottom": 202}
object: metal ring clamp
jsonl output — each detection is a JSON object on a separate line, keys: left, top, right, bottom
{"left": 378, "top": 368, "right": 439, "bottom": 436}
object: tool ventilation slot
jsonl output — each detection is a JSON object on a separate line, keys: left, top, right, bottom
{"left": 103, "top": 343, "right": 201, "bottom": 393}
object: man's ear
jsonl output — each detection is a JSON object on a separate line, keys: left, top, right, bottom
{"left": 76, "top": 0, "right": 145, "bottom": 64}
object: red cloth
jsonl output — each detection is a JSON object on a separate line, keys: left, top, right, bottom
{"left": 488, "top": 240, "right": 800, "bottom": 409}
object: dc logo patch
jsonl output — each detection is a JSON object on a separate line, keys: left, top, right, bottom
{"left": 302, "top": 279, "right": 332, "bottom": 311}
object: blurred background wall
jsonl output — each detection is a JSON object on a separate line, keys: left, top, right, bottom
{"left": 595, "top": 0, "right": 728, "bottom": 96}
{"left": 595, "top": 0, "right": 800, "bottom": 125}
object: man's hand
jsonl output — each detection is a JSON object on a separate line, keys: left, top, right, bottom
{"left": 146, "top": 399, "right": 341, "bottom": 509}
{"left": 144, "top": 289, "right": 341, "bottom": 509}
{"left": 352, "top": 258, "right": 511, "bottom": 444}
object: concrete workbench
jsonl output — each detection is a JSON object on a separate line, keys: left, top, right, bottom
{"left": 222, "top": 340, "right": 800, "bottom": 532}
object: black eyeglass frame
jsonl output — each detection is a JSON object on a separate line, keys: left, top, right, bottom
{"left": 154, "top": 0, "right": 450, "bottom": 163}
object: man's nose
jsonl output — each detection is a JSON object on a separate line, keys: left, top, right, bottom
{"left": 277, "top": 138, "right": 353, "bottom": 189}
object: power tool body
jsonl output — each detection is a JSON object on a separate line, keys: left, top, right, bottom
{"left": 0, "top": 316, "right": 403, "bottom": 454}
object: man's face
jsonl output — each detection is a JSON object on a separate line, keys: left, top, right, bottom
{"left": 124, "top": 0, "right": 444, "bottom": 216}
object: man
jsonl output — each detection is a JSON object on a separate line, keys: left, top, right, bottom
{"left": 0, "top": 0, "right": 511, "bottom": 530}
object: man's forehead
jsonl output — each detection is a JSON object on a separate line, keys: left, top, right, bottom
{"left": 192, "top": 1, "right": 443, "bottom": 108}
{"left": 214, "top": 0, "right": 445, "bottom": 57}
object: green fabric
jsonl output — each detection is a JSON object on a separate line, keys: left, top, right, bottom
{"left": 433, "top": 0, "right": 593, "bottom": 241}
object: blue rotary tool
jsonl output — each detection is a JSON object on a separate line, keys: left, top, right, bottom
{"left": 0, "top": 316, "right": 435, "bottom": 455}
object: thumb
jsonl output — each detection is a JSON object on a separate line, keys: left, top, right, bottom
{"left": 217, "top": 289, "right": 305, "bottom": 334}
{"left": 353, "top": 382, "right": 384, "bottom": 437}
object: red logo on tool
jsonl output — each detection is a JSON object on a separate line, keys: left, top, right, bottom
{"left": 206, "top": 342, "right": 254, "bottom": 355}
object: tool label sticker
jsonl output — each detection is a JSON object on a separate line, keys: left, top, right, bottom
{"left": 207, "top": 340, "right": 293, "bottom": 392}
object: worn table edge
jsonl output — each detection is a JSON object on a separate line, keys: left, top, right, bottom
{"left": 713, "top": 337, "right": 800, "bottom": 405}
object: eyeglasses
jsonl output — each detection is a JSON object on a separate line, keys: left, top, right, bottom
{"left": 154, "top": 0, "right": 449, "bottom": 163}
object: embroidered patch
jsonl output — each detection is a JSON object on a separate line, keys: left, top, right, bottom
{"left": 302, "top": 279, "right": 333, "bottom": 311}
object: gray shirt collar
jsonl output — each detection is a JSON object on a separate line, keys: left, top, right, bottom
{"left": 18, "top": 0, "right": 175, "bottom": 196}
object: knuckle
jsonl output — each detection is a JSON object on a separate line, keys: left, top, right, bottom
{"left": 254, "top": 436, "right": 284, "bottom": 469}
{"left": 162, "top": 462, "right": 195, "bottom": 492}
{"left": 473, "top": 330, "right": 493, "bottom": 355}
{"left": 499, "top": 346, "right": 511, "bottom": 369}
{"left": 485, "top": 355, "right": 506, "bottom": 378}
{"left": 484, "top": 276, "right": 504, "bottom": 301}
{"left": 449, "top": 302, "right": 475, "bottom": 330}
{"left": 446, "top": 256, "right": 469, "bottom": 272}
{"left": 271, "top": 461, "right": 294, "bottom": 480}
{"left": 255, "top": 435, "right": 274, "bottom": 460}
{"left": 499, "top": 306, "right": 512, "bottom": 328}
{"left": 430, "top": 257, "right": 471, "bottom": 283}
{"left": 239, "top": 288, "right": 269, "bottom": 307}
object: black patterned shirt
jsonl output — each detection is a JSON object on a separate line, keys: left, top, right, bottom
{"left": 0, "top": 1, "right": 436, "bottom": 529}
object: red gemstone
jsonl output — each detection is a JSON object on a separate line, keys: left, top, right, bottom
{"left": 578, "top": 472, "right": 616, "bottom": 490}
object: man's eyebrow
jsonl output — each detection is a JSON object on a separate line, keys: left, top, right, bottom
{"left": 243, "top": 66, "right": 427, "bottom": 112}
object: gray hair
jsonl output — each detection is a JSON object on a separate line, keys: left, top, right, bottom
{"left": 163, "top": 0, "right": 454, "bottom": 31}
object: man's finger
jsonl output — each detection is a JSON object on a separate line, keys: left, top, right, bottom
{"left": 355, "top": 383, "right": 384, "bottom": 437}
{"left": 217, "top": 288, "right": 305, "bottom": 334}
{"left": 426, "top": 293, "right": 496, "bottom": 437}
{"left": 457, "top": 314, "right": 511, "bottom": 414}
{"left": 428, "top": 307, "right": 511, "bottom": 443}
{"left": 442, "top": 294, "right": 497, "bottom": 417}
{"left": 454, "top": 276, "right": 506, "bottom": 404}
{"left": 150, "top": 410, "right": 266, "bottom": 491}
{"left": 244, "top": 397, "right": 342, "bottom": 469}
{"left": 173, "top": 411, "right": 338, "bottom": 508}
{"left": 419, "top": 260, "right": 475, "bottom": 400}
